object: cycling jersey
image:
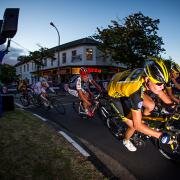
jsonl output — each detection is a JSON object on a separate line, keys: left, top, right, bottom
{"left": 76, "top": 74, "right": 93, "bottom": 93}
{"left": 32, "top": 82, "right": 49, "bottom": 95}
{"left": 107, "top": 68, "right": 146, "bottom": 110}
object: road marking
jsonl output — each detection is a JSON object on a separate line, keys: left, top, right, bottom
{"left": 15, "top": 102, "right": 24, "bottom": 109}
{"left": 59, "top": 131, "right": 90, "bottom": 157}
{"left": 33, "top": 113, "right": 47, "bottom": 121}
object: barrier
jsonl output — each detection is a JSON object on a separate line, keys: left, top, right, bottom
{"left": 1, "top": 94, "right": 14, "bottom": 112}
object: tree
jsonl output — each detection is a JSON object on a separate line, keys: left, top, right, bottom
{"left": 93, "top": 12, "right": 165, "bottom": 68}
{"left": 29, "top": 47, "right": 55, "bottom": 80}
{"left": 17, "top": 47, "right": 55, "bottom": 80}
{"left": 0, "top": 64, "right": 16, "bottom": 84}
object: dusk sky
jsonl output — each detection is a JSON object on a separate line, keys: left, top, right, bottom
{"left": 0, "top": 0, "right": 179, "bottom": 65}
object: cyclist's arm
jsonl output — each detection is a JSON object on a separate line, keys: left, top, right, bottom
{"left": 131, "top": 109, "right": 161, "bottom": 139}
{"left": 90, "top": 79, "right": 102, "bottom": 92}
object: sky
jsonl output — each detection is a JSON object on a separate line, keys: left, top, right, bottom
{"left": 0, "top": 0, "right": 180, "bottom": 65}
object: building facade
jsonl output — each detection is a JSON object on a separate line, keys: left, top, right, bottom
{"left": 15, "top": 38, "right": 125, "bottom": 84}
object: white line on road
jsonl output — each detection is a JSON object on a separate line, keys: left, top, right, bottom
{"left": 15, "top": 102, "right": 24, "bottom": 109}
{"left": 59, "top": 131, "right": 90, "bottom": 157}
{"left": 33, "top": 113, "right": 47, "bottom": 121}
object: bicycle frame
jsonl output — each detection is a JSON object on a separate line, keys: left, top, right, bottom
{"left": 74, "top": 93, "right": 101, "bottom": 117}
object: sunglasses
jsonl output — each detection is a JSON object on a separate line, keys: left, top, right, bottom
{"left": 155, "top": 83, "right": 164, "bottom": 86}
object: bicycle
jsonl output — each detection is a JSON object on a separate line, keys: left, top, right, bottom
{"left": 37, "top": 94, "right": 66, "bottom": 115}
{"left": 19, "top": 89, "right": 39, "bottom": 107}
{"left": 98, "top": 96, "right": 180, "bottom": 163}
{"left": 72, "top": 92, "right": 110, "bottom": 120}
{"left": 72, "top": 93, "right": 100, "bottom": 119}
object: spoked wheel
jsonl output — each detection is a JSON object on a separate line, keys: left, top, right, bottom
{"left": 106, "top": 116, "right": 127, "bottom": 140}
{"left": 20, "top": 95, "right": 29, "bottom": 107}
{"left": 156, "top": 134, "right": 180, "bottom": 163}
{"left": 52, "top": 100, "right": 66, "bottom": 115}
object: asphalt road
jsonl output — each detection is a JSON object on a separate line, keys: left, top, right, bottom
{"left": 16, "top": 94, "right": 180, "bottom": 180}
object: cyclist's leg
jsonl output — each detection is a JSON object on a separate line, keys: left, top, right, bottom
{"left": 39, "top": 92, "right": 50, "bottom": 107}
{"left": 111, "top": 98, "right": 136, "bottom": 151}
{"left": 80, "top": 91, "right": 94, "bottom": 117}
{"left": 111, "top": 98, "right": 134, "bottom": 128}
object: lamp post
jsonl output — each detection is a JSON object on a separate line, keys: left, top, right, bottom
{"left": 50, "top": 21, "right": 61, "bottom": 83}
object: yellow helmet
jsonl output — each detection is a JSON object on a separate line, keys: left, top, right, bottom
{"left": 144, "top": 58, "right": 169, "bottom": 84}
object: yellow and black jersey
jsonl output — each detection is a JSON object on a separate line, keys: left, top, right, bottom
{"left": 107, "top": 68, "right": 146, "bottom": 110}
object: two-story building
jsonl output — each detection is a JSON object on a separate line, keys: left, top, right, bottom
{"left": 15, "top": 37, "right": 125, "bottom": 84}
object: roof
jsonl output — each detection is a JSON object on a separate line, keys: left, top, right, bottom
{"left": 51, "top": 37, "right": 99, "bottom": 51}
{"left": 14, "top": 37, "right": 99, "bottom": 67}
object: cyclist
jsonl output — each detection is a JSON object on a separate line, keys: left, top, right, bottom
{"left": 32, "top": 78, "right": 55, "bottom": 107}
{"left": 166, "top": 63, "right": 180, "bottom": 104}
{"left": 64, "top": 67, "right": 102, "bottom": 117}
{"left": 18, "top": 79, "right": 28, "bottom": 97}
{"left": 107, "top": 58, "right": 174, "bottom": 151}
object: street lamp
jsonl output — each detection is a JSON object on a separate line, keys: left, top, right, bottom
{"left": 50, "top": 21, "right": 61, "bottom": 83}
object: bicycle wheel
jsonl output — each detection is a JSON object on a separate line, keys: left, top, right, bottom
{"left": 52, "top": 100, "right": 65, "bottom": 115}
{"left": 156, "top": 137, "right": 180, "bottom": 163}
{"left": 20, "top": 95, "right": 29, "bottom": 107}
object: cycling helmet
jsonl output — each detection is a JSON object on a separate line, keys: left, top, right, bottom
{"left": 79, "top": 67, "right": 89, "bottom": 76}
{"left": 144, "top": 58, "right": 169, "bottom": 84}
{"left": 171, "top": 63, "right": 180, "bottom": 73}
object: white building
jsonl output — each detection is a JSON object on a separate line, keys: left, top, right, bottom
{"left": 15, "top": 38, "right": 125, "bottom": 84}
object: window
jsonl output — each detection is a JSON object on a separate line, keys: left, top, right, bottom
{"left": 20, "top": 66, "right": 22, "bottom": 73}
{"left": 24, "top": 65, "right": 26, "bottom": 72}
{"left": 44, "top": 59, "right": 47, "bottom": 67}
{"left": 51, "top": 59, "right": 54, "bottom": 66}
{"left": 32, "top": 62, "right": 34, "bottom": 70}
{"left": 27, "top": 64, "right": 29, "bottom": 71}
{"left": 71, "top": 50, "right": 77, "bottom": 62}
{"left": 86, "top": 48, "right": 93, "bottom": 60}
{"left": 62, "top": 53, "right": 66, "bottom": 64}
